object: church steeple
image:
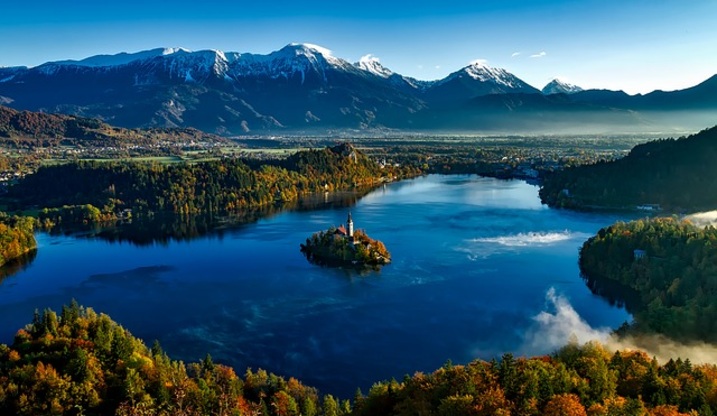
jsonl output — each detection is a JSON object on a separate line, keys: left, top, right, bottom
{"left": 347, "top": 212, "right": 354, "bottom": 238}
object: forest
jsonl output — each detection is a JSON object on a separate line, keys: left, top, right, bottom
{"left": 6, "top": 144, "right": 416, "bottom": 222}
{"left": 2, "top": 304, "right": 717, "bottom": 415}
{"left": 539, "top": 126, "right": 717, "bottom": 211}
{"left": 579, "top": 217, "right": 717, "bottom": 342}
{"left": 0, "top": 213, "right": 36, "bottom": 267}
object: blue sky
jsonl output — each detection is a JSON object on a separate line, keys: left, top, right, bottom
{"left": 2, "top": 0, "right": 716, "bottom": 94}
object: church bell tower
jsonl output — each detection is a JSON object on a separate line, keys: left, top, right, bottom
{"left": 347, "top": 212, "right": 354, "bottom": 238}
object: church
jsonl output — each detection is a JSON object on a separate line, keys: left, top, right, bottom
{"left": 334, "top": 212, "right": 355, "bottom": 242}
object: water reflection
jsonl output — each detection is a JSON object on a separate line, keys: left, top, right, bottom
{"left": 46, "top": 189, "right": 372, "bottom": 246}
{"left": 0, "top": 250, "right": 38, "bottom": 283}
{"left": 581, "top": 272, "right": 643, "bottom": 314}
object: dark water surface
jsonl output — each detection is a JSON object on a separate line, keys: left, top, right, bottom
{"left": 0, "top": 175, "right": 632, "bottom": 397}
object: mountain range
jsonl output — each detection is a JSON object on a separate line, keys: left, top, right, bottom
{"left": 1, "top": 43, "right": 716, "bottom": 134}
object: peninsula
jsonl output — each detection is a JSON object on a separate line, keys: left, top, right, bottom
{"left": 300, "top": 212, "right": 390, "bottom": 268}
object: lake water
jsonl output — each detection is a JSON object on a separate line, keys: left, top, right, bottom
{"left": 0, "top": 175, "right": 632, "bottom": 397}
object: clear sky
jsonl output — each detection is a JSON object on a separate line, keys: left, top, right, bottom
{"left": 1, "top": 0, "right": 716, "bottom": 94}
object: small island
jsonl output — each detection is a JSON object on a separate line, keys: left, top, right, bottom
{"left": 300, "top": 212, "right": 391, "bottom": 269}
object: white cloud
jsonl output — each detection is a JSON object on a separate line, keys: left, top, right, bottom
{"left": 519, "top": 288, "right": 717, "bottom": 366}
{"left": 530, "top": 51, "right": 547, "bottom": 58}
{"left": 435, "top": 65, "right": 441, "bottom": 69}
{"left": 360, "top": 54, "right": 380, "bottom": 64}
{"left": 470, "top": 58, "right": 489, "bottom": 66}
{"left": 684, "top": 210, "right": 717, "bottom": 227}
{"left": 511, "top": 51, "right": 521, "bottom": 58}
{"left": 417, "top": 64, "right": 424, "bottom": 70}
{"left": 520, "top": 288, "right": 611, "bottom": 354}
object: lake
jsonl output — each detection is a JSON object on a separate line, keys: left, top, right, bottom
{"left": 0, "top": 175, "right": 632, "bottom": 397}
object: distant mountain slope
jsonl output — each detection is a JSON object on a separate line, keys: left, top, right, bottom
{"left": 539, "top": 125, "right": 717, "bottom": 210}
{"left": 637, "top": 74, "right": 717, "bottom": 109}
{"left": 0, "top": 105, "right": 228, "bottom": 148}
{"left": 0, "top": 44, "right": 715, "bottom": 133}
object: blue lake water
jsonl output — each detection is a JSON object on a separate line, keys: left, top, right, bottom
{"left": 0, "top": 175, "right": 632, "bottom": 397}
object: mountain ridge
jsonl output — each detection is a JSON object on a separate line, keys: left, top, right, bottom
{"left": 0, "top": 43, "right": 715, "bottom": 134}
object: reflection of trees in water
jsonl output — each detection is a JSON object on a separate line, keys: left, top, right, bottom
{"left": 48, "top": 189, "right": 370, "bottom": 247}
{"left": 581, "top": 272, "right": 643, "bottom": 315}
{"left": 0, "top": 249, "right": 38, "bottom": 282}
{"left": 300, "top": 246, "right": 380, "bottom": 276}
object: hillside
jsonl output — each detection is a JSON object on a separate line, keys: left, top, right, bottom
{"left": 0, "top": 105, "right": 229, "bottom": 149}
{"left": 539, "top": 125, "right": 717, "bottom": 211}
{"left": 6, "top": 144, "right": 412, "bottom": 219}
{"left": 579, "top": 217, "right": 717, "bottom": 342}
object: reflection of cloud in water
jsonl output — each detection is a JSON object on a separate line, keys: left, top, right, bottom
{"left": 459, "top": 231, "right": 589, "bottom": 260}
{"left": 308, "top": 214, "right": 331, "bottom": 225}
{"left": 84, "top": 265, "right": 174, "bottom": 288}
{"left": 167, "top": 294, "right": 359, "bottom": 367}
{"left": 179, "top": 326, "right": 227, "bottom": 348}
{"left": 472, "top": 230, "right": 583, "bottom": 247}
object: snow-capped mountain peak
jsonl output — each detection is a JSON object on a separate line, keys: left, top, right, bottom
{"left": 288, "top": 43, "right": 333, "bottom": 57}
{"left": 542, "top": 78, "right": 584, "bottom": 95}
{"left": 355, "top": 54, "right": 393, "bottom": 78}
{"left": 278, "top": 43, "right": 346, "bottom": 67}
{"left": 463, "top": 60, "right": 519, "bottom": 88}
{"left": 161, "top": 47, "right": 191, "bottom": 56}
{"left": 427, "top": 59, "right": 540, "bottom": 98}
{"left": 231, "top": 43, "right": 358, "bottom": 84}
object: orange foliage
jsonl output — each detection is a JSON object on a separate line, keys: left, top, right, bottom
{"left": 544, "top": 393, "right": 588, "bottom": 416}
{"left": 649, "top": 405, "right": 691, "bottom": 416}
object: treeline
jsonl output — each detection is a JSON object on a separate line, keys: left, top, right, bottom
{"left": 0, "top": 213, "right": 36, "bottom": 267}
{"left": 539, "top": 126, "right": 717, "bottom": 211}
{"left": 357, "top": 341, "right": 717, "bottom": 416}
{"left": 3, "top": 305, "right": 717, "bottom": 415}
{"left": 39, "top": 204, "right": 118, "bottom": 227}
{"left": 579, "top": 217, "right": 717, "bottom": 342}
{"left": 8, "top": 144, "right": 410, "bottom": 219}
